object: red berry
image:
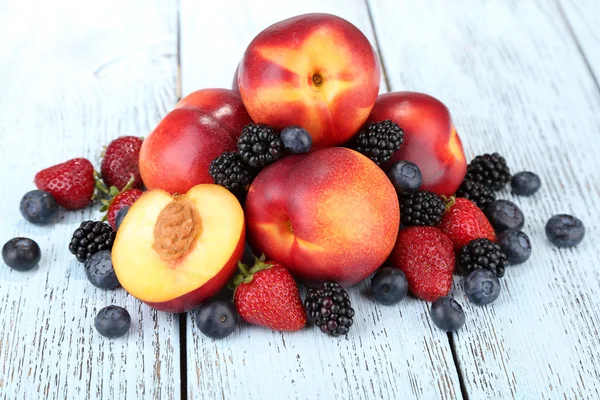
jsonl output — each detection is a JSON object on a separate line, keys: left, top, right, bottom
{"left": 34, "top": 158, "right": 95, "bottom": 210}
{"left": 101, "top": 136, "right": 143, "bottom": 191}
{"left": 390, "top": 226, "right": 455, "bottom": 302}
{"left": 105, "top": 189, "right": 143, "bottom": 229}
{"left": 233, "top": 258, "right": 306, "bottom": 332}
{"left": 438, "top": 197, "right": 496, "bottom": 252}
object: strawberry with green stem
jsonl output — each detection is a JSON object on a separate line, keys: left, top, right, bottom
{"left": 99, "top": 177, "right": 143, "bottom": 229}
{"left": 232, "top": 255, "right": 306, "bottom": 332}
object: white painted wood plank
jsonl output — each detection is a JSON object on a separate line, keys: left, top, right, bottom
{"left": 560, "top": 0, "right": 600, "bottom": 81}
{"left": 369, "top": 0, "right": 600, "bottom": 398}
{"left": 0, "top": 1, "right": 180, "bottom": 398}
{"left": 180, "top": 1, "right": 462, "bottom": 399}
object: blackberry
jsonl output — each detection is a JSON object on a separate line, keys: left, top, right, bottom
{"left": 352, "top": 120, "right": 404, "bottom": 165}
{"left": 399, "top": 190, "right": 445, "bottom": 226}
{"left": 237, "top": 123, "right": 283, "bottom": 168}
{"left": 455, "top": 180, "right": 496, "bottom": 210}
{"left": 465, "top": 153, "right": 511, "bottom": 191}
{"left": 459, "top": 238, "right": 509, "bottom": 278}
{"left": 304, "top": 281, "right": 354, "bottom": 337}
{"left": 209, "top": 152, "right": 255, "bottom": 196}
{"left": 69, "top": 221, "right": 115, "bottom": 263}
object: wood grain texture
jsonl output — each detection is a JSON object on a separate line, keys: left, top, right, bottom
{"left": 0, "top": 1, "right": 180, "bottom": 399}
{"left": 180, "top": 1, "right": 462, "bottom": 399}
{"left": 368, "top": 0, "right": 600, "bottom": 398}
{"left": 559, "top": 0, "right": 600, "bottom": 83}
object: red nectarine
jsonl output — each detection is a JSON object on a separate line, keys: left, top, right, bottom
{"left": 245, "top": 147, "right": 399, "bottom": 286}
{"left": 369, "top": 92, "right": 467, "bottom": 196}
{"left": 139, "top": 89, "right": 253, "bottom": 194}
{"left": 238, "top": 13, "right": 380, "bottom": 149}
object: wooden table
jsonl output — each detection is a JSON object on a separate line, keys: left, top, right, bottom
{"left": 1, "top": 0, "right": 599, "bottom": 399}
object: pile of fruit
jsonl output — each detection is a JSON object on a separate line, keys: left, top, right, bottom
{"left": 2, "top": 14, "right": 587, "bottom": 339}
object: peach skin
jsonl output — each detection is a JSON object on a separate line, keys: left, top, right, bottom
{"left": 245, "top": 147, "right": 399, "bottom": 286}
{"left": 238, "top": 13, "right": 380, "bottom": 149}
{"left": 139, "top": 89, "right": 253, "bottom": 194}
{"left": 369, "top": 91, "right": 467, "bottom": 196}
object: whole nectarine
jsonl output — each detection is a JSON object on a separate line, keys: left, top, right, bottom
{"left": 112, "top": 184, "right": 245, "bottom": 313}
{"left": 245, "top": 147, "right": 399, "bottom": 285}
{"left": 369, "top": 92, "right": 467, "bottom": 196}
{"left": 238, "top": 13, "right": 380, "bottom": 149}
{"left": 139, "top": 89, "right": 253, "bottom": 194}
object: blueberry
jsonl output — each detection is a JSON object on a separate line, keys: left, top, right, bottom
{"left": 84, "top": 250, "right": 120, "bottom": 289}
{"left": 2, "top": 237, "right": 41, "bottom": 271}
{"left": 497, "top": 230, "right": 531, "bottom": 264}
{"left": 115, "top": 206, "right": 130, "bottom": 231}
{"left": 371, "top": 267, "right": 408, "bottom": 305}
{"left": 484, "top": 199, "right": 525, "bottom": 232}
{"left": 195, "top": 299, "right": 238, "bottom": 339}
{"left": 20, "top": 190, "right": 59, "bottom": 225}
{"left": 280, "top": 126, "right": 312, "bottom": 154}
{"left": 463, "top": 269, "right": 501, "bottom": 305}
{"left": 94, "top": 306, "right": 131, "bottom": 338}
{"left": 387, "top": 161, "right": 422, "bottom": 195}
{"left": 430, "top": 297, "right": 465, "bottom": 332}
{"left": 511, "top": 171, "right": 541, "bottom": 196}
{"left": 545, "top": 214, "right": 585, "bottom": 248}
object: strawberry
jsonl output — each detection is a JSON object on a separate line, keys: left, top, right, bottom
{"left": 232, "top": 256, "right": 307, "bottom": 332}
{"left": 438, "top": 197, "right": 496, "bottom": 252}
{"left": 101, "top": 136, "right": 143, "bottom": 191}
{"left": 100, "top": 178, "right": 143, "bottom": 229}
{"left": 390, "top": 226, "right": 455, "bottom": 302}
{"left": 34, "top": 158, "right": 95, "bottom": 210}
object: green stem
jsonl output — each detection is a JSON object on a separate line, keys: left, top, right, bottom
{"left": 238, "top": 262, "right": 250, "bottom": 277}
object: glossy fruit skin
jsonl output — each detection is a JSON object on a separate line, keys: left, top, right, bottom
{"left": 115, "top": 206, "right": 130, "bottom": 231}
{"left": 94, "top": 306, "right": 131, "bottom": 339}
{"left": 511, "top": 171, "right": 541, "bottom": 196}
{"left": 245, "top": 147, "right": 399, "bottom": 285}
{"left": 369, "top": 92, "right": 467, "bottom": 196}
{"left": 84, "top": 250, "right": 120, "bottom": 289}
{"left": 430, "top": 297, "right": 465, "bottom": 332}
{"left": 463, "top": 269, "right": 501, "bottom": 305}
{"left": 233, "top": 261, "right": 307, "bottom": 332}
{"left": 371, "top": 267, "right": 408, "bottom": 305}
{"left": 140, "top": 89, "right": 253, "bottom": 194}
{"left": 389, "top": 227, "right": 455, "bottom": 302}
{"left": 101, "top": 136, "right": 144, "bottom": 191}
{"left": 484, "top": 199, "right": 525, "bottom": 233}
{"left": 20, "top": 190, "right": 59, "bottom": 225}
{"left": 2, "top": 237, "right": 41, "bottom": 271}
{"left": 387, "top": 161, "right": 422, "bottom": 195}
{"left": 107, "top": 189, "right": 142, "bottom": 230}
{"left": 238, "top": 13, "right": 380, "bottom": 148}
{"left": 34, "top": 158, "right": 95, "bottom": 210}
{"left": 545, "top": 214, "right": 585, "bottom": 248}
{"left": 438, "top": 197, "right": 497, "bottom": 252}
{"left": 280, "top": 126, "right": 312, "bottom": 154}
{"left": 195, "top": 299, "right": 238, "bottom": 339}
{"left": 497, "top": 230, "right": 531, "bottom": 264}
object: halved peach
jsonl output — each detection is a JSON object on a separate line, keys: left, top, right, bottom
{"left": 112, "top": 184, "right": 245, "bottom": 313}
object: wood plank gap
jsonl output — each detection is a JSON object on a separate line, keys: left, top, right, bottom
{"left": 365, "top": 0, "right": 391, "bottom": 92}
{"left": 176, "top": 0, "right": 183, "bottom": 101}
{"left": 179, "top": 313, "right": 188, "bottom": 400}
{"left": 556, "top": 0, "right": 600, "bottom": 94}
{"left": 448, "top": 333, "right": 469, "bottom": 400}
